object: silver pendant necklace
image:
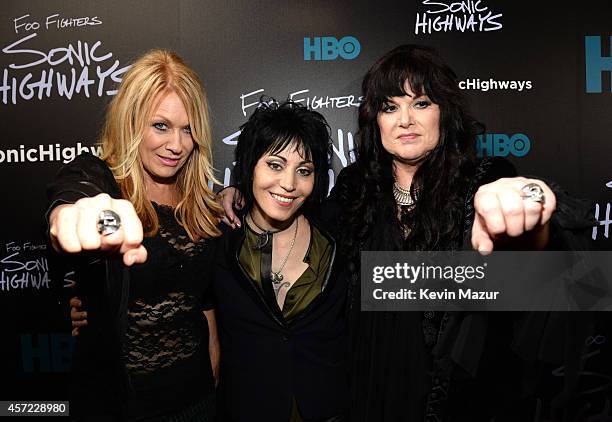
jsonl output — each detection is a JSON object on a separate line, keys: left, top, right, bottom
{"left": 270, "top": 218, "right": 298, "bottom": 284}
{"left": 247, "top": 214, "right": 299, "bottom": 286}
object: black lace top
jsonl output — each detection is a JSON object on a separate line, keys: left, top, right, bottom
{"left": 125, "top": 203, "right": 215, "bottom": 418}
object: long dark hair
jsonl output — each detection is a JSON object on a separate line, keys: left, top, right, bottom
{"left": 341, "top": 44, "right": 480, "bottom": 255}
{"left": 233, "top": 99, "right": 332, "bottom": 217}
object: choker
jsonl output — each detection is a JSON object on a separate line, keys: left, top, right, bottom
{"left": 246, "top": 213, "right": 294, "bottom": 249}
{"left": 393, "top": 182, "right": 417, "bottom": 207}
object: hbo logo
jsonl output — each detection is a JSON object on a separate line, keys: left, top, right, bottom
{"left": 476, "top": 133, "right": 531, "bottom": 158}
{"left": 304, "top": 36, "right": 361, "bottom": 61}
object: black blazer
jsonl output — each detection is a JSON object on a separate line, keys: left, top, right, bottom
{"left": 213, "top": 219, "right": 349, "bottom": 422}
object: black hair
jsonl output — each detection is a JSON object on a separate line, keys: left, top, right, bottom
{"left": 341, "top": 44, "right": 481, "bottom": 256}
{"left": 233, "top": 99, "right": 332, "bottom": 216}
{"left": 358, "top": 44, "right": 480, "bottom": 163}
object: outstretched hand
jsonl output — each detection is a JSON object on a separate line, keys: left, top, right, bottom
{"left": 471, "top": 177, "right": 556, "bottom": 255}
{"left": 49, "top": 193, "right": 147, "bottom": 266}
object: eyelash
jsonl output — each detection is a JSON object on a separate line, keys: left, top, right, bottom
{"left": 382, "top": 103, "right": 397, "bottom": 113}
{"left": 413, "top": 100, "right": 431, "bottom": 109}
{"left": 152, "top": 123, "right": 192, "bottom": 134}
{"left": 381, "top": 99, "right": 432, "bottom": 112}
{"left": 267, "top": 162, "right": 282, "bottom": 171}
{"left": 266, "top": 162, "right": 313, "bottom": 177}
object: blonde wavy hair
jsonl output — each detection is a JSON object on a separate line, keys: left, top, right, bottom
{"left": 99, "top": 49, "right": 222, "bottom": 240}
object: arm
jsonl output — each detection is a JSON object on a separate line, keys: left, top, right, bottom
{"left": 46, "top": 153, "right": 120, "bottom": 219}
{"left": 46, "top": 154, "right": 146, "bottom": 266}
{"left": 49, "top": 195, "right": 147, "bottom": 266}
{"left": 316, "top": 163, "right": 360, "bottom": 235}
{"left": 203, "top": 309, "right": 220, "bottom": 387}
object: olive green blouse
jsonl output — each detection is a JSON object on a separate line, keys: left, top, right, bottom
{"left": 239, "top": 221, "right": 333, "bottom": 321}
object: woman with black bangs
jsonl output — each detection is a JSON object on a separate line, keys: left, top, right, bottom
{"left": 213, "top": 99, "right": 349, "bottom": 422}
{"left": 327, "top": 45, "right": 593, "bottom": 421}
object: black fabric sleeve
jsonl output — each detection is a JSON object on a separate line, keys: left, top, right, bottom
{"left": 474, "top": 157, "right": 518, "bottom": 185}
{"left": 201, "top": 254, "right": 216, "bottom": 311}
{"left": 462, "top": 158, "right": 517, "bottom": 241}
{"left": 317, "top": 163, "right": 361, "bottom": 235}
{"left": 464, "top": 158, "right": 595, "bottom": 250}
{"left": 201, "top": 284, "right": 215, "bottom": 311}
{"left": 539, "top": 179, "right": 595, "bottom": 250}
{"left": 44, "top": 153, "right": 120, "bottom": 314}
{"left": 45, "top": 152, "right": 121, "bottom": 223}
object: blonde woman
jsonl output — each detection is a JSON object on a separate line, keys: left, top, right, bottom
{"left": 47, "top": 49, "right": 222, "bottom": 421}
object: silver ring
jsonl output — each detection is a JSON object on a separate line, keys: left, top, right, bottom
{"left": 97, "top": 210, "right": 121, "bottom": 235}
{"left": 521, "top": 183, "right": 545, "bottom": 204}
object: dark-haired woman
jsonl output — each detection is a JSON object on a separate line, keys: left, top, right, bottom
{"left": 328, "top": 45, "right": 593, "bottom": 421}
{"left": 211, "top": 100, "right": 349, "bottom": 422}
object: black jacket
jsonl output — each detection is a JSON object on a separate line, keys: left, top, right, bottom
{"left": 330, "top": 160, "right": 598, "bottom": 422}
{"left": 46, "top": 153, "right": 130, "bottom": 418}
{"left": 213, "top": 219, "right": 349, "bottom": 422}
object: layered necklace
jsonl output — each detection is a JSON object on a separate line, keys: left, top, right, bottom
{"left": 247, "top": 214, "right": 299, "bottom": 284}
{"left": 393, "top": 178, "right": 418, "bottom": 239}
{"left": 393, "top": 181, "right": 417, "bottom": 207}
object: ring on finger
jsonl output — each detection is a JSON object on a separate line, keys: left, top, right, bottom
{"left": 520, "top": 183, "right": 545, "bottom": 204}
{"left": 97, "top": 210, "right": 122, "bottom": 235}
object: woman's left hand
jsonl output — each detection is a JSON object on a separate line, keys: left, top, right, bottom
{"left": 471, "top": 177, "right": 556, "bottom": 255}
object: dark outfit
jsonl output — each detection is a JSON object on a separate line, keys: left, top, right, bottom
{"left": 47, "top": 154, "right": 216, "bottom": 421}
{"left": 327, "top": 160, "right": 596, "bottom": 422}
{"left": 213, "top": 217, "right": 349, "bottom": 422}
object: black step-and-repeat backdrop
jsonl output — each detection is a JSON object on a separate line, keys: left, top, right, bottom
{"left": 1, "top": 0, "right": 611, "bottom": 407}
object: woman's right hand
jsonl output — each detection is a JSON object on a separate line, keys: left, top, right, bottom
{"left": 49, "top": 193, "right": 147, "bottom": 266}
{"left": 70, "top": 296, "right": 88, "bottom": 337}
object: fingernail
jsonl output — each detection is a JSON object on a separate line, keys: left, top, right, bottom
{"left": 236, "top": 220, "right": 241, "bottom": 228}
{"left": 478, "top": 246, "right": 492, "bottom": 256}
